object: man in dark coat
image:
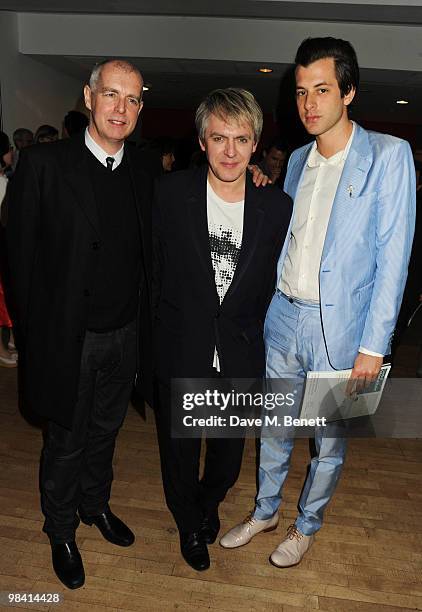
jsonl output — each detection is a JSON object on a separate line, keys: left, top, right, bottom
{"left": 153, "top": 88, "right": 292, "bottom": 571}
{"left": 7, "top": 59, "right": 152, "bottom": 589}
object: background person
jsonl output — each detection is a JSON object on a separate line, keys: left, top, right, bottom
{"left": 0, "top": 131, "right": 16, "bottom": 367}
{"left": 62, "top": 110, "right": 89, "bottom": 138}
{"left": 34, "top": 124, "right": 59, "bottom": 144}
{"left": 12, "top": 128, "right": 34, "bottom": 172}
{"left": 259, "top": 138, "right": 289, "bottom": 186}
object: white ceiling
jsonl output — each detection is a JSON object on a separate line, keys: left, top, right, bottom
{"left": 1, "top": 2, "right": 422, "bottom": 123}
{"left": 1, "top": 0, "right": 422, "bottom": 24}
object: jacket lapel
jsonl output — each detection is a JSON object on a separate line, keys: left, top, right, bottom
{"left": 187, "top": 165, "right": 217, "bottom": 288}
{"left": 63, "top": 134, "right": 101, "bottom": 237}
{"left": 125, "top": 144, "right": 151, "bottom": 295}
{"left": 223, "top": 173, "right": 265, "bottom": 303}
{"left": 285, "top": 144, "right": 312, "bottom": 200}
{"left": 125, "top": 144, "right": 145, "bottom": 235}
{"left": 322, "top": 123, "right": 373, "bottom": 259}
{"left": 276, "top": 144, "right": 312, "bottom": 280}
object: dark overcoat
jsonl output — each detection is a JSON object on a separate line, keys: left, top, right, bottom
{"left": 7, "top": 134, "right": 152, "bottom": 429}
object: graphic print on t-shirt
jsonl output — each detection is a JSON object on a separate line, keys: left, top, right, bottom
{"left": 207, "top": 182, "right": 244, "bottom": 304}
{"left": 209, "top": 225, "right": 242, "bottom": 303}
{"left": 207, "top": 182, "right": 244, "bottom": 370}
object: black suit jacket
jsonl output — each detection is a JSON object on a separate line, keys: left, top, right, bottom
{"left": 153, "top": 165, "right": 292, "bottom": 382}
{"left": 6, "top": 134, "right": 153, "bottom": 429}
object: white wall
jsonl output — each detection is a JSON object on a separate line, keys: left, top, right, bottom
{"left": 0, "top": 12, "right": 83, "bottom": 137}
{"left": 17, "top": 12, "right": 422, "bottom": 72}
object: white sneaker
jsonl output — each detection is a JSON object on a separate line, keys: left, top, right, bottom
{"left": 219, "top": 512, "right": 279, "bottom": 549}
{"left": 0, "top": 352, "right": 17, "bottom": 368}
{"left": 270, "top": 524, "right": 314, "bottom": 567}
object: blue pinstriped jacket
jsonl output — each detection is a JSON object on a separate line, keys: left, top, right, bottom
{"left": 276, "top": 123, "right": 416, "bottom": 369}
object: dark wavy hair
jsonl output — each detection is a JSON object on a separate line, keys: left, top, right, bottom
{"left": 295, "top": 37, "right": 360, "bottom": 97}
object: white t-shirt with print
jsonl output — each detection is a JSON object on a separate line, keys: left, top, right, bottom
{"left": 207, "top": 181, "right": 244, "bottom": 370}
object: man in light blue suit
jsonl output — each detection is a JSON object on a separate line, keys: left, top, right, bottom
{"left": 220, "top": 37, "right": 416, "bottom": 566}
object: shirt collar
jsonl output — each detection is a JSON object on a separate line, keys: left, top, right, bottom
{"left": 307, "top": 121, "right": 355, "bottom": 168}
{"left": 84, "top": 128, "right": 124, "bottom": 170}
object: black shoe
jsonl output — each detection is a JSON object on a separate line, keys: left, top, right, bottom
{"left": 180, "top": 531, "right": 210, "bottom": 571}
{"left": 199, "top": 508, "right": 220, "bottom": 545}
{"left": 51, "top": 541, "right": 85, "bottom": 590}
{"left": 79, "top": 509, "right": 135, "bottom": 547}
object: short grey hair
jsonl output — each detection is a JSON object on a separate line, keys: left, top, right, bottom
{"left": 88, "top": 59, "right": 143, "bottom": 93}
{"left": 195, "top": 88, "right": 263, "bottom": 143}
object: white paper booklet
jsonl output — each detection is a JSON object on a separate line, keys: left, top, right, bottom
{"left": 300, "top": 364, "right": 391, "bottom": 422}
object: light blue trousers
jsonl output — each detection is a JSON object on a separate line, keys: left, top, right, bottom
{"left": 254, "top": 290, "right": 347, "bottom": 535}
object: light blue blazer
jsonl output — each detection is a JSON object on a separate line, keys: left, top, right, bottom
{"left": 277, "top": 123, "right": 416, "bottom": 369}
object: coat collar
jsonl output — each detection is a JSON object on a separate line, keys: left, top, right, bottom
{"left": 63, "top": 133, "right": 101, "bottom": 236}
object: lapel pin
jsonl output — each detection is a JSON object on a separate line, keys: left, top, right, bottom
{"left": 348, "top": 185, "right": 354, "bottom": 198}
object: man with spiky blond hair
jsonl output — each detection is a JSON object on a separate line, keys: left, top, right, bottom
{"left": 154, "top": 87, "right": 292, "bottom": 571}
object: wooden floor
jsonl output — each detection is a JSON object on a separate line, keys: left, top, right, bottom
{"left": 0, "top": 345, "right": 421, "bottom": 612}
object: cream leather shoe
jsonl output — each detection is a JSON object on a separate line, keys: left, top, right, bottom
{"left": 219, "top": 512, "right": 279, "bottom": 549}
{"left": 270, "top": 524, "right": 314, "bottom": 567}
{"left": 0, "top": 352, "right": 17, "bottom": 368}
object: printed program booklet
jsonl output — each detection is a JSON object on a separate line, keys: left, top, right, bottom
{"left": 300, "top": 364, "right": 391, "bottom": 422}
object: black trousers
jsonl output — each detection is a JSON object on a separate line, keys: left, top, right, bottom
{"left": 155, "top": 382, "right": 245, "bottom": 533}
{"left": 40, "top": 320, "right": 137, "bottom": 544}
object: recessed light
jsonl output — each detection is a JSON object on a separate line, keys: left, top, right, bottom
{"left": 258, "top": 67, "right": 273, "bottom": 73}
{"left": 396, "top": 99, "right": 409, "bottom": 104}
{"left": 143, "top": 84, "right": 151, "bottom": 92}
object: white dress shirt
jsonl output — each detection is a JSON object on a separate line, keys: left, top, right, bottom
{"left": 280, "top": 123, "right": 355, "bottom": 302}
{"left": 280, "top": 122, "right": 381, "bottom": 357}
{"left": 84, "top": 128, "right": 124, "bottom": 169}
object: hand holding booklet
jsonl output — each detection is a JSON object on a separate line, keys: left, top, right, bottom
{"left": 300, "top": 364, "right": 391, "bottom": 422}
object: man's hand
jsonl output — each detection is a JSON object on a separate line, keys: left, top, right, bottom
{"left": 345, "top": 353, "right": 383, "bottom": 396}
{"left": 247, "top": 164, "right": 272, "bottom": 187}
